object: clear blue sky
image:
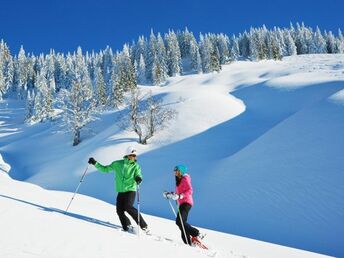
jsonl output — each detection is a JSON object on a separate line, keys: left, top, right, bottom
{"left": 1, "top": 0, "right": 343, "bottom": 55}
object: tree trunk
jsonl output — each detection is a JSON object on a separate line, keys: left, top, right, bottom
{"left": 73, "top": 129, "right": 80, "bottom": 146}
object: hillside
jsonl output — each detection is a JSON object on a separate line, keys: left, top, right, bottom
{"left": 1, "top": 54, "right": 344, "bottom": 257}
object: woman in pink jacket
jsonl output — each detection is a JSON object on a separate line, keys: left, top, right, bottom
{"left": 164, "top": 165, "right": 204, "bottom": 245}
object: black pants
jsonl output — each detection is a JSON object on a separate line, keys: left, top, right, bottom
{"left": 116, "top": 191, "right": 147, "bottom": 231}
{"left": 176, "top": 203, "right": 199, "bottom": 245}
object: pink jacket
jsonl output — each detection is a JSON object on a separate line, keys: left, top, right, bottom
{"left": 176, "top": 174, "right": 194, "bottom": 206}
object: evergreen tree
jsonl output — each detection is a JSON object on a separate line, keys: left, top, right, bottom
{"left": 54, "top": 53, "right": 66, "bottom": 92}
{"left": 230, "top": 35, "right": 240, "bottom": 60}
{"left": 101, "top": 46, "right": 113, "bottom": 92}
{"left": 147, "top": 30, "right": 158, "bottom": 83}
{"left": 132, "top": 36, "right": 148, "bottom": 66}
{"left": 311, "top": 26, "right": 326, "bottom": 53}
{"left": 190, "top": 41, "right": 202, "bottom": 73}
{"left": 216, "top": 33, "right": 230, "bottom": 64}
{"left": 0, "top": 40, "right": 13, "bottom": 99}
{"left": 238, "top": 31, "right": 251, "bottom": 58}
{"left": 136, "top": 54, "right": 147, "bottom": 84}
{"left": 0, "top": 59, "right": 5, "bottom": 99}
{"left": 283, "top": 30, "right": 297, "bottom": 56}
{"left": 199, "top": 34, "right": 212, "bottom": 73}
{"left": 165, "top": 30, "right": 182, "bottom": 77}
{"left": 25, "top": 90, "right": 35, "bottom": 122}
{"left": 154, "top": 33, "right": 168, "bottom": 84}
{"left": 16, "top": 46, "right": 29, "bottom": 99}
{"left": 337, "top": 29, "right": 344, "bottom": 53}
{"left": 325, "top": 31, "right": 338, "bottom": 53}
{"left": 121, "top": 44, "right": 137, "bottom": 91}
{"left": 111, "top": 69, "right": 124, "bottom": 108}
{"left": 210, "top": 44, "right": 221, "bottom": 72}
{"left": 95, "top": 66, "right": 107, "bottom": 106}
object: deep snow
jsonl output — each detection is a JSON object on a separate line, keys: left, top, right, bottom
{"left": 1, "top": 54, "right": 344, "bottom": 257}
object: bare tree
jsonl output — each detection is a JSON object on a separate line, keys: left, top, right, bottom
{"left": 123, "top": 89, "right": 177, "bottom": 144}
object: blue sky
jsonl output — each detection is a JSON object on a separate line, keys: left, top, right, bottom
{"left": 0, "top": 0, "right": 343, "bottom": 55}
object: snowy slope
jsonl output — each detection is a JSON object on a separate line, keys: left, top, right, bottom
{"left": 0, "top": 170, "right": 329, "bottom": 258}
{"left": 1, "top": 54, "right": 344, "bottom": 257}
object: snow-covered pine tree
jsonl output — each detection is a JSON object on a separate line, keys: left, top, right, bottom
{"left": 238, "top": 31, "right": 251, "bottom": 59}
{"left": 132, "top": 36, "right": 148, "bottom": 68}
{"left": 136, "top": 54, "right": 147, "bottom": 84}
{"left": 101, "top": 46, "right": 113, "bottom": 93}
{"left": 46, "top": 51, "right": 56, "bottom": 94}
{"left": 199, "top": 33, "right": 212, "bottom": 73}
{"left": 95, "top": 66, "right": 107, "bottom": 106}
{"left": 146, "top": 30, "right": 158, "bottom": 83}
{"left": 338, "top": 29, "right": 344, "bottom": 54}
{"left": 249, "top": 27, "right": 268, "bottom": 61}
{"left": 283, "top": 30, "right": 297, "bottom": 56}
{"left": 16, "top": 46, "right": 29, "bottom": 99}
{"left": 266, "top": 30, "right": 282, "bottom": 60}
{"left": 111, "top": 68, "right": 124, "bottom": 108}
{"left": 54, "top": 53, "right": 66, "bottom": 91}
{"left": 310, "top": 26, "right": 327, "bottom": 54}
{"left": 26, "top": 55, "right": 36, "bottom": 93}
{"left": 0, "top": 58, "right": 5, "bottom": 99}
{"left": 27, "top": 66, "right": 54, "bottom": 123}
{"left": 121, "top": 44, "right": 137, "bottom": 91}
{"left": 0, "top": 40, "right": 14, "bottom": 98}
{"left": 152, "top": 33, "right": 168, "bottom": 85}
{"left": 165, "top": 30, "right": 182, "bottom": 77}
{"left": 294, "top": 22, "right": 313, "bottom": 54}
{"left": 190, "top": 41, "right": 202, "bottom": 73}
{"left": 210, "top": 42, "right": 221, "bottom": 72}
{"left": 325, "top": 31, "right": 338, "bottom": 53}
{"left": 229, "top": 35, "right": 240, "bottom": 61}
{"left": 216, "top": 33, "right": 231, "bottom": 64}
{"left": 64, "top": 53, "right": 75, "bottom": 90}
{"left": 25, "top": 90, "right": 35, "bottom": 122}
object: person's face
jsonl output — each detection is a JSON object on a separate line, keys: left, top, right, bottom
{"left": 128, "top": 154, "right": 136, "bottom": 161}
{"left": 174, "top": 168, "right": 182, "bottom": 178}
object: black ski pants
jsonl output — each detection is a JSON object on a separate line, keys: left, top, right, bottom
{"left": 116, "top": 191, "right": 147, "bottom": 231}
{"left": 176, "top": 203, "right": 199, "bottom": 245}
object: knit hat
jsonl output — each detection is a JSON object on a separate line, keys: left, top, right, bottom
{"left": 125, "top": 146, "right": 137, "bottom": 156}
{"left": 174, "top": 165, "right": 187, "bottom": 175}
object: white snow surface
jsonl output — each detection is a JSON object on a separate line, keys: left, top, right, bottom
{"left": 1, "top": 54, "right": 344, "bottom": 257}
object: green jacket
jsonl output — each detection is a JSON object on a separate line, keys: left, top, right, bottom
{"left": 95, "top": 157, "right": 142, "bottom": 193}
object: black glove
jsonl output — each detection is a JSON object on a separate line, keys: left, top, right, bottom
{"left": 88, "top": 157, "right": 97, "bottom": 165}
{"left": 135, "top": 176, "right": 142, "bottom": 184}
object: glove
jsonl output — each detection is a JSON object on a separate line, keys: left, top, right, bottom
{"left": 171, "top": 193, "right": 180, "bottom": 200}
{"left": 163, "top": 191, "right": 181, "bottom": 200}
{"left": 163, "top": 191, "right": 171, "bottom": 199}
{"left": 88, "top": 157, "right": 97, "bottom": 165}
{"left": 135, "top": 176, "right": 142, "bottom": 184}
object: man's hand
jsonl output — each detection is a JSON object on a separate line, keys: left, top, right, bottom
{"left": 135, "top": 176, "right": 142, "bottom": 184}
{"left": 88, "top": 157, "right": 96, "bottom": 165}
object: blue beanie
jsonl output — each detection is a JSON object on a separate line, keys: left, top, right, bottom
{"left": 175, "top": 165, "right": 187, "bottom": 175}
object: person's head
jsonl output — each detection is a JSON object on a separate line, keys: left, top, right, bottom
{"left": 174, "top": 164, "right": 187, "bottom": 178}
{"left": 125, "top": 146, "right": 137, "bottom": 161}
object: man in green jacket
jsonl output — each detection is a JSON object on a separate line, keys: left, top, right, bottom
{"left": 88, "top": 146, "right": 149, "bottom": 233}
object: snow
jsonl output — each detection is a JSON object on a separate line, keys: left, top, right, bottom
{"left": 0, "top": 171, "right": 327, "bottom": 258}
{"left": 1, "top": 54, "right": 344, "bottom": 257}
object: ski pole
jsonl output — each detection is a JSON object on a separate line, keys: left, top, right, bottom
{"left": 64, "top": 164, "right": 89, "bottom": 214}
{"left": 168, "top": 198, "right": 177, "bottom": 217}
{"left": 137, "top": 184, "right": 140, "bottom": 237}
